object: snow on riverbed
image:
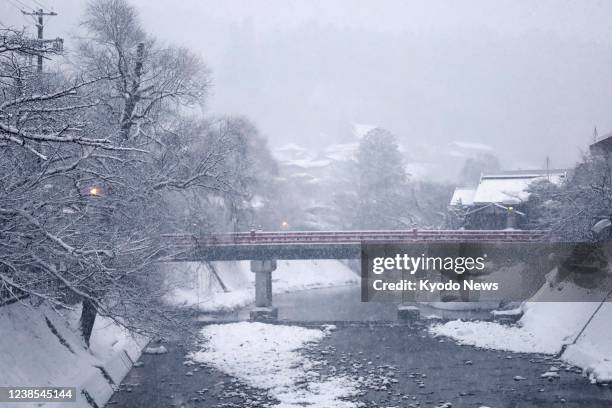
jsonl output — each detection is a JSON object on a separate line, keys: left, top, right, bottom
{"left": 189, "top": 322, "right": 359, "bottom": 407}
{"left": 430, "top": 280, "right": 612, "bottom": 382}
{"left": 164, "top": 260, "right": 358, "bottom": 312}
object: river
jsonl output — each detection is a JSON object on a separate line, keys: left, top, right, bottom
{"left": 201, "top": 284, "right": 493, "bottom": 323}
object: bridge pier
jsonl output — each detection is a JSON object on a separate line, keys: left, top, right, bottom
{"left": 397, "top": 305, "right": 420, "bottom": 321}
{"left": 249, "top": 260, "right": 278, "bottom": 321}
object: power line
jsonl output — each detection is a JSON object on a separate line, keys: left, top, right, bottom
{"left": 29, "top": 0, "right": 51, "bottom": 11}
{"left": 12, "top": 0, "right": 36, "bottom": 12}
{"left": 5, "top": 0, "right": 24, "bottom": 12}
{"left": 5, "top": 0, "right": 35, "bottom": 28}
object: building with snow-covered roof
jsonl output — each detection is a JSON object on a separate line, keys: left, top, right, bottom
{"left": 452, "top": 169, "right": 567, "bottom": 230}
{"left": 473, "top": 169, "right": 566, "bottom": 206}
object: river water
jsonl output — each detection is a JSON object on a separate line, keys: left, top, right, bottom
{"left": 200, "top": 284, "right": 493, "bottom": 322}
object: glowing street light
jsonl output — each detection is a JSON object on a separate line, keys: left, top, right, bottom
{"left": 281, "top": 220, "right": 289, "bottom": 229}
{"left": 89, "top": 187, "right": 100, "bottom": 196}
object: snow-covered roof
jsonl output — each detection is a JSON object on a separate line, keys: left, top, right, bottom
{"left": 480, "top": 169, "right": 567, "bottom": 178}
{"left": 273, "top": 144, "right": 332, "bottom": 168}
{"left": 272, "top": 143, "right": 314, "bottom": 160}
{"left": 472, "top": 169, "right": 566, "bottom": 205}
{"left": 323, "top": 143, "right": 358, "bottom": 162}
{"left": 450, "top": 140, "right": 494, "bottom": 151}
{"left": 450, "top": 188, "right": 476, "bottom": 206}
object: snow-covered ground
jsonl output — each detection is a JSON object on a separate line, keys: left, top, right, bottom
{"left": 0, "top": 301, "right": 147, "bottom": 407}
{"left": 430, "top": 278, "right": 612, "bottom": 383}
{"left": 163, "top": 260, "right": 359, "bottom": 312}
{"left": 189, "top": 322, "right": 358, "bottom": 407}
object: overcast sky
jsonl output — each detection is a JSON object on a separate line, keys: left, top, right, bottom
{"left": 3, "top": 0, "right": 612, "bottom": 171}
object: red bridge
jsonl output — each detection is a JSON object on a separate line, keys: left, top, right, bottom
{"left": 164, "top": 229, "right": 547, "bottom": 262}
{"left": 162, "top": 229, "right": 549, "bottom": 320}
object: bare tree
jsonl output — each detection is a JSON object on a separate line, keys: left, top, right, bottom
{"left": 0, "top": 28, "right": 144, "bottom": 337}
{"left": 356, "top": 128, "right": 413, "bottom": 229}
{"left": 526, "top": 154, "right": 612, "bottom": 241}
{"left": 0, "top": 0, "right": 273, "bottom": 345}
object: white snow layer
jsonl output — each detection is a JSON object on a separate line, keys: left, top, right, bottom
{"left": 430, "top": 280, "right": 612, "bottom": 382}
{"left": 163, "top": 260, "right": 358, "bottom": 312}
{"left": 472, "top": 172, "right": 566, "bottom": 205}
{"left": 450, "top": 188, "right": 477, "bottom": 206}
{"left": 0, "top": 301, "right": 146, "bottom": 407}
{"left": 189, "top": 322, "right": 358, "bottom": 407}
{"left": 450, "top": 140, "right": 494, "bottom": 151}
{"left": 472, "top": 176, "right": 536, "bottom": 205}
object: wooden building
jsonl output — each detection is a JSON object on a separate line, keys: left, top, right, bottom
{"left": 450, "top": 169, "right": 567, "bottom": 230}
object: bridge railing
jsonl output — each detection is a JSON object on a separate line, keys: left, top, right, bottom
{"left": 163, "top": 229, "right": 549, "bottom": 247}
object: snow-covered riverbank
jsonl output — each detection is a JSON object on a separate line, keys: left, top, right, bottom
{"left": 431, "top": 280, "right": 612, "bottom": 383}
{"left": 0, "top": 301, "right": 147, "bottom": 408}
{"left": 163, "top": 260, "right": 359, "bottom": 312}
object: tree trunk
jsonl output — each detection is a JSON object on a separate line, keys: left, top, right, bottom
{"left": 80, "top": 298, "right": 97, "bottom": 346}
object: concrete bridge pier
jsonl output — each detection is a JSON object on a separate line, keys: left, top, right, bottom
{"left": 249, "top": 260, "right": 278, "bottom": 321}
{"left": 397, "top": 305, "right": 420, "bottom": 321}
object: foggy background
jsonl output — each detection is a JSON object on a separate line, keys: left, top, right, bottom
{"left": 3, "top": 0, "right": 612, "bottom": 177}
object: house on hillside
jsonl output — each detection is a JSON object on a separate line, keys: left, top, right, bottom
{"left": 449, "top": 169, "right": 567, "bottom": 230}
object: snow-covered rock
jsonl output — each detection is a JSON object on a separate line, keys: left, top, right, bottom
{"left": 143, "top": 345, "right": 168, "bottom": 355}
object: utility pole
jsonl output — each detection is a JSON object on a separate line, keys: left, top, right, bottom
{"left": 21, "top": 8, "right": 58, "bottom": 73}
